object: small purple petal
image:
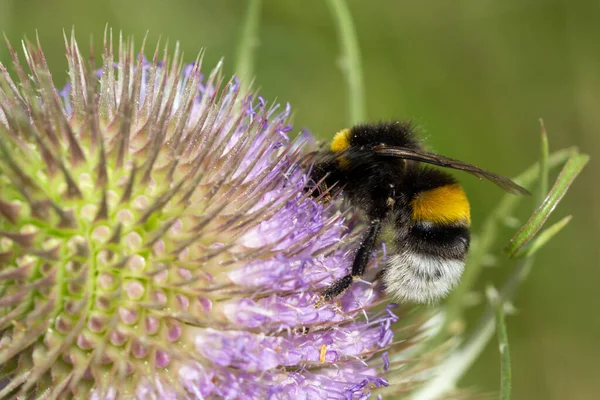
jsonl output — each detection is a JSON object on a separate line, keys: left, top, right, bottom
{"left": 382, "top": 351, "right": 390, "bottom": 371}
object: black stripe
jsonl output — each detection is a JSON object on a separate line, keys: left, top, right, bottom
{"left": 404, "top": 223, "right": 470, "bottom": 259}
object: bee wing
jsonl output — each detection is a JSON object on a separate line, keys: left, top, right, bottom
{"left": 373, "top": 145, "right": 530, "bottom": 195}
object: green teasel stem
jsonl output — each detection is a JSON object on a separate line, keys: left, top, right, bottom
{"left": 234, "top": 0, "right": 262, "bottom": 90}
{"left": 487, "top": 286, "right": 512, "bottom": 400}
{"left": 325, "top": 0, "right": 366, "bottom": 125}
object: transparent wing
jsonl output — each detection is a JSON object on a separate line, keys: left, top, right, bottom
{"left": 373, "top": 145, "right": 530, "bottom": 195}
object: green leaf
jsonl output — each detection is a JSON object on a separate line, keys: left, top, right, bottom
{"left": 514, "top": 215, "right": 572, "bottom": 258}
{"left": 325, "top": 0, "right": 366, "bottom": 125}
{"left": 505, "top": 152, "right": 589, "bottom": 257}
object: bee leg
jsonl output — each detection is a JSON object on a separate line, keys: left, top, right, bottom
{"left": 320, "top": 218, "right": 383, "bottom": 302}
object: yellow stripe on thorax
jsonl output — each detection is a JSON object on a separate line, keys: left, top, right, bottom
{"left": 411, "top": 183, "right": 471, "bottom": 225}
{"left": 331, "top": 128, "right": 351, "bottom": 152}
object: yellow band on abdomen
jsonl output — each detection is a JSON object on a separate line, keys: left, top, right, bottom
{"left": 410, "top": 183, "right": 471, "bottom": 225}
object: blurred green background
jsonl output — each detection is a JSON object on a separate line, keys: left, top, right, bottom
{"left": 1, "top": 0, "right": 597, "bottom": 398}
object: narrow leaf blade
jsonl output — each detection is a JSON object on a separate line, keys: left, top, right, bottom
{"left": 515, "top": 215, "right": 572, "bottom": 259}
{"left": 505, "top": 152, "right": 588, "bottom": 257}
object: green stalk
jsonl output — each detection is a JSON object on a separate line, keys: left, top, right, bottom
{"left": 487, "top": 286, "right": 512, "bottom": 400}
{"left": 234, "top": 0, "right": 262, "bottom": 90}
{"left": 538, "top": 120, "right": 550, "bottom": 204}
{"left": 325, "top": 0, "right": 366, "bottom": 125}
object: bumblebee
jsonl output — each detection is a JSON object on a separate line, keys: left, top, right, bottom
{"left": 309, "top": 121, "right": 529, "bottom": 303}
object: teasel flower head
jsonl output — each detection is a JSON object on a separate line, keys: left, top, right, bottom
{"left": 0, "top": 32, "right": 433, "bottom": 399}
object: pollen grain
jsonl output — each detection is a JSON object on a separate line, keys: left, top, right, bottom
{"left": 330, "top": 128, "right": 351, "bottom": 152}
{"left": 319, "top": 344, "right": 327, "bottom": 363}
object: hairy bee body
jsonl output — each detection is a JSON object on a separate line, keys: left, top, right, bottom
{"left": 310, "top": 121, "right": 527, "bottom": 303}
